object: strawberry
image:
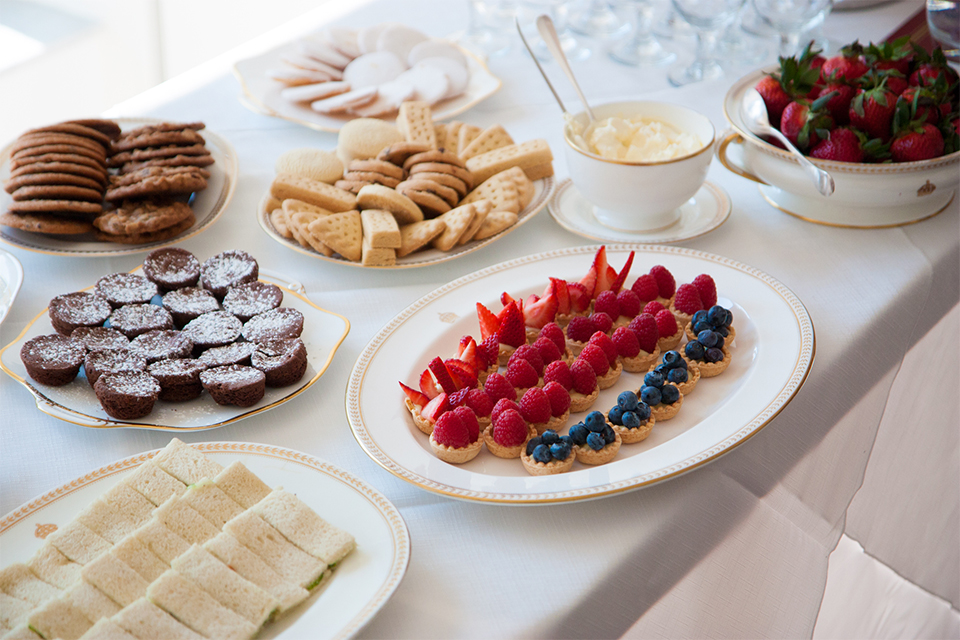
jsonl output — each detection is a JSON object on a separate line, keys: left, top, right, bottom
{"left": 692, "top": 274, "right": 717, "bottom": 308}
{"left": 399, "top": 382, "right": 430, "bottom": 409}
{"left": 543, "top": 360, "right": 573, "bottom": 390}
{"left": 477, "top": 335, "right": 500, "bottom": 368}
{"left": 781, "top": 93, "right": 836, "bottom": 151}
{"left": 492, "top": 409, "right": 528, "bottom": 447}
{"left": 590, "top": 312, "right": 613, "bottom": 334}
{"left": 756, "top": 75, "right": 794, "bottom": 130}
{"left": 588, "top": 331, "right": 619, "bottom": 366}
{"left": 578, "top": 344, "right": 610, "bottom": 376}
{"left": 539, "top": 322, "right": 566, "bottom": 354}
{"left": 532, "top": 336, "right": 563, "bottom": 365}
{"left": 818, "top": 82, "right": 856, "bottom": 124}
{"left": 567, "top": 281, "right": 591, "bottom": 312}
{"left": 570, "top": 359, "right": 598, "bottom": 394}
{"left": 673, "top": 283, "right": 704, "bottom": 314}
{"left": 543, "top": 381, "right": 571, "bottom": 417}
{"left": 578, "top": 246, "right": 606, "bottom": 297}
{"left": 864, "top": 37, "right": 912, "bottom": 76}
{"left": 509, "top": 344, "right": 544, "bottom": 376}
{"left": 505, "top": 358, "right": 539, "bottom": 389}
{"left": 908, "top": 44, "right": 959, "bottom": 89}
{"left": 549, "top": 278, "right": 571, "bottom": 315}
{"left": 820, "top": 41, "right": 868, "bottom": 83}
{"left": 476, "top": 303, "right": 499, "bottom": 340}
{"left": 757, "top": 43, "right": 823, "bottom": 128}
{"left": 849, "top": 84, "right": 898, "bottom": 141}
{"left": 433, "top": 411, "right": 469, "bottom": 448}
{"left": 616, "top": 290, "right": 641, "bottom": 318}
{"left": 593, "top": 291, "right": 619, "bottom": 319}
{"left": 643, "top": 300, "right": 666, "bottom": 316}
{"left": 448, "top": 388, "right": 470, "bottom": 407}
{"left": 491, "top": 397, "right": 521, "bottom": 424}
{"left": 611, "top": 326, "right": 641, "bottom": 358}
{"left": 627, "top": 313, "right": 659, "bottom": 353}
{"left": 655, "top": 309, "right": 679, "bottom": 338}
{"left": 891, "top": 122, "right": 944, "bottom": 162}
{"left": 809, "top": 127, "right": 887, "bottom": 163}
{"left": 649, "top": 265, "right": 676, "bottom": 299}
{"left": 428, "top": 357, "right": 458, "bottom": 394}
{"left": 456, "top": 336, "right": 484, "bottom": 373}
{"left": 421, "top": 393, "right": 451, "bottom": 423}
{"left": 464, "top": 388, "right": 493, "bottom": 417}
{"left": 631, "top": 274, "right": 660, "bottom": 302}
{"left": 500, "top": 292, "right": 516, "bottom": 307}
{"left": 419, "top": 369, "right": 439, "bottom": 399}
{"left": 519, "top": 387, "right": 551, "bottom": 424}
{"left": 899, "top": 86, "right": 942, "bottom": 125}
{"left": 444, "top": 359, "right": 478, "bottom": 389}
{"left": 453, "top": 406, "right": 480, "bottom": 443}
{"left": 609, "top": 251, "right": 635, "bottom": 293}
{"left": 496, "top": 301, "right": 525, "bottom": 348}
{"left": 566, "top": 316, "right": 596, "bottom": 343}
{"left": 483, "top": 373, "right": 516, "bottom": 402}
{"left": 523, "top": 292, "right": 558, "bottom": 329}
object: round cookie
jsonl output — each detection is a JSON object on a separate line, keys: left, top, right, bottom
{"left": 402, "top": 149, "right": 467, "bottom": 170}
{"left": 11, "top": 152, "right": 108, "bottom": 173}
{"left": 198, "top": 342, "right": 258, "bottom": 368}
{"left": 222, "top": 281, "right": 283, "bottom": 323}
{"left": 129, "top": 330, "right": 193, "bottom": 363}
{"left": 200, "top": 365, "right": 266, "bottom": 407}
{"left": 275, "top": 148, "right": 343, "bottom": 184}
{"left": 48, "top": 292, "right": 112, "bottom": 335}
{"left": 95, "top": 273, "right": 159, "bottom": 308}
{"left": 241, "top": 308, "right": 304, "bottom": 343}
{"left": 1, "top": 212, "right": 95, "bottom": 235}
{"left": 105, "top": 167, "right": 207, "bottom": 201}
{"left": 407, "top": 171, "right": 468, "bottom": 198}
{"left": 84, "top": 348, "right": 147, "bottom": 387}
{"left": 396, "top": 178, "right": 458, "bottom": 207}
{"left": 93, "top": 201, "right": 194, "bottom": 236}
{"left": 346, "top": 159, "right": 405, "bottom": 180}
{"left": 7, "top": 199, "right": 102, "bottom": 216}
{"left": 251, "top": 338, "right": 308, "bottom": 387}
{"left": 112, "top": 128, "right": 205, "bottom": 152}
{"left": 143, "top": 247, "right": 201, "bottom": 291}
{"left": 11, "top": 185, "right": 103, "bottom": 203}
{"left": 181, "top": 311, "right": 242, "bottom": 353}
{"left": 108, "top": 304, "right": 174, "bottom": 339}
{"left": 20, "top": 334, "right": 86, "bottom": 386}
{"left": 377, "top": 141, "right": 433, "bottom": 166}
{"left": 334, "top": 179, "right": 373, "bottom": 194}
{"left": 342, "top": 51, "right": 406, "bottom": 89}
{"left": 9, "top": 162, "right": 107, "bottom": 184}
{"left": 147, "top": 358, "right": 208, "bottom": 401}
{"left": 108, "top": 144, "right": 209, "bottom": 167}
{"left": 119, "top": 154, "right": 214, "bottom": 174}
{"left": 408, "top": 161, "right": 474, "bottom": 189}
{"left": 201, "top": 250, "right": 259, "bottom": 299}
{"left": 14, "top": 144, "right": 106, "bottom": 163}
{"left": 336, "top": 117, "right": 404, "bottom": 165}
{"left": 24, "top": 123, "right": 113, "bottom": 148}
{"left": 11, "top": 133, "right": 107, "bottom": 156}
{"left": 355, "top": 184, "right": 423, "bottom": 224}
{"left": 4, "top": 172, "right": 104, "bottom": 194}
{"left": 70, "top": 326, "right": 130, "bottom": 352}
{"left": 393, "top": 185, "right": 450, "bottom": 218}
{"left": 63, "top": 119, "right": 122, "bottom": 139}
{"left": 94, "top": 371, "right": 161, "bottom": 420}
{"left": 341, "top": 171, "right": 400, "bottom": 188}
{"left": 161, "top": 287, "right": 220, "bottom": 327}
{"left": 94, "top": 212, "right": 195, "bottom": 245}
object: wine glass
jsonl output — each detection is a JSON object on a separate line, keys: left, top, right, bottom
{"left": 668, "top": 0, "right": 746, "bottom": 86}
{"left": 718, "top": 2, "right": 769, "bottom": 66}
{"left": 518, "top": 0, "right": 592, "bottom": 62}
{"left": 752, "top": 0, "right": 832, "bottom": 58}
{"left": 926, "top": 0, "right": 959, "bottom": 60}
{"left": 609, "top": 0, "right": 677, "bottom": 65}
{"left": 567, "top": 0, "right": 626, "bottom": 37}
{"left": 458, "top": 0, "right": 515, "bottom": 58}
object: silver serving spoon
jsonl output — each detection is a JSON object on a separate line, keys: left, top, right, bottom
{"left": 515, "top": 17, "right": 568, "bottom": 115}
{"left": 741, "top": 88, "right": 835, "bottom": 197}
{"left": 535, "top": 15, "right": 595, "bottom": 123}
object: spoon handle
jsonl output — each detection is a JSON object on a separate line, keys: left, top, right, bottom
{"left": 535, "top": 15, "right": 595, "bottom": 122}
{"left": 762, "top": 126, "right": 836, "bottom": 197}
{"left": 516, "top": 17, "right": 567, "bottom": 115}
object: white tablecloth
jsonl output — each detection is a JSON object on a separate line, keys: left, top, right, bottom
{"left": 2, "top": 1, "right": 958, "bottom": 637}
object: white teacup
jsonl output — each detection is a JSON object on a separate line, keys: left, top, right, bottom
{"left": 563, "top": 101, "right": 716, "bottom": 232}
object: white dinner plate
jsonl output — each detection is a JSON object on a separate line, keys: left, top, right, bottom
{"left": 0, "top": 442, "right": 410, "bottom": 640}
{"left": 0, "top": 247, "right": 24, "bottom": 325}
{"left": 258, "top": 176, "right": 555, "bottom": 269}
{"left": 0, "top": 119, "right": 238, "bottom": 257}
{"left": 0, "top": 269, "right": 350, "bottom": 431}
{"left": 549, "top": 178, "right": 732, "bottom": 244}
{"left": 347, "top": 245, "right": 815, "bottom": 504}
{"left": 234, "top": 40, "right": 502, "bottom": 132}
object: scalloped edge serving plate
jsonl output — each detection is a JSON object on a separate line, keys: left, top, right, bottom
{"left": 0, "top": 247, "right": 23, "bottom": 325}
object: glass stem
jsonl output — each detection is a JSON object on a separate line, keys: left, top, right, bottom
{"left": 779, "top": 32, "right": 800, "bottom": 57}
{"left": 697, "top": 29, "right": 719, "bottom": 70}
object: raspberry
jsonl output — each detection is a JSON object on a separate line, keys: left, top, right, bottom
{"left": 477, "top": 335, "right": 499, "bottom": 369}
{"left": 616, "top": 290, "right": 640, "bottom": 318}
{"left": 532, "top": 336, "right": 562, "bottom": 365}
{"left": 692, "top": 274, "right": 717, "bottom": 308}
{"left": 578, "top": 344, "right": 610, "bottom": 376}
{"left": 643, "top": 301, "right": 665, "bottom": 316}
{"left": 432, "top": 412, "right": 469, "bottom": 448}
{"left": 566, "top": 316, "right": 595, "bottom": 343}
{"left": 448, "top": 388, "right": 470, "bottom": 407}
{"left": 491, "top": 397, "right": 521, "bottom": 424}
{"left": 570, "top": 359, "right": 598, "bottom": 394}
{"left": 631, "top": 274, "right": 660, "bottom": 302}
{"left": 611, "top": 326, "right": 640, "bottom": 358}
{"left": 519, "top": 387, "right": 551, "bottom": 424}
{"left": 588, "top": 331, "right": 619, "bottom": 366}
{"left": 539, "top": 322, "right": 566, "bottom": 354}
{"left": 655, "top": 309, "right": 678, "bottom": 337}
{"left": 650, "top": 265, "right": 676, "bottom": 298}
{"left": 483, "top": 373, "right": 516, "bottom": 402}
{"left": 673, "top": 283, "right": 703, "bottom": 314}
{"left": 590, "top": 312, "right": 613, "bottom": 334}
{"left": 543, "top": 381, "right": 571, "bottom": 416}
{"left": 593, "top": 291, "right": 619, "bottom": 319}
{"left": 543, "top": 360, "right": 573, "bottom": 390}
{"left": 453, "top": 406, "right": 480, "bottom": 443}
{"left": 492, "top": 409, "right": 528, "bottom": 447}
{"left": 627, "top": 313, "right": 659, "bottom": 353}
{"left": 509, "top": 344, "right": 544, "bottom": 376}
{"left": 505, "top": 358, "right": 539, "bottom": 389}
{"left": 464, "top": 388, "right": 493, "bottom": 417}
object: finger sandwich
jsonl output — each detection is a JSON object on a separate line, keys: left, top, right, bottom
{"left": 222, "top": 512, "right": 326, "bottom": 590}
{"left": 111, "top": 597, "right": 204, "bottom": 640}
{"left": 250, "top": 490, "right": 355, "bottom": 567}
{"left": 146, "top": 570, "right": 256, "bottom": 640}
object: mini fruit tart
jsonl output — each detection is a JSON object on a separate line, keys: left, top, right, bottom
{"left": 670, "top": 283, "right": 704, "bottom": 331}
{"left": 520, "top": 429, "right": 575, "bottom": 475}
{"left": 569, "top": 411, "right": 621, "bottom": 465}
{"left": 685, "top": 305, "right": 736, "bottom": 343}
{"left": 538, "top": 322, "right": 575, "bottom": 363}
{"left": 484, "top": 408, "right": 536, "bottom": 458}
{"left": 653, "top": 309, "right": 683, "bottom": 352}
{"left": 639, "top": 372, "right": 683, "bottom": 421}
{"left": 568, "top": 359, "right": 599, "bottom": 413}
{"left": 606, "top": 391, "right": 655, "bottom": 444}
{"left": 541, "top": 381, "right": 571, "bottom": 435}
{"left": 503, "top": 357, "right": 542, "bottom": 398}
{"left": 649, "top": 350, "right": 699, "bottom": 396}
{"left": 430, "top": 409, "right": 483, "bottom": 464}
{"left": 564, "top": 315, "right": 596, "bottom": 357}
{"left": 518, "top": 387, "right": 553, "bottom": 435}
{"left": 400, "top": 384, "right": 447, "bottom": 435}
{"left": 683, "top": 330, "right": 732, "bottom": 378}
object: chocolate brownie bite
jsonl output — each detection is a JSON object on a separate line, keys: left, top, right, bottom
{"left": 147, "top": 358, "right": 207, "bottom": 401}
{"left": 83, "top": 348, "right": 147, "bottom": 387}
{"left": 198, "top": 342, "right": 257, "bottom": 368}
{"left": 161, "top": 286, "right": 220, "bottom": 327}
{"left": 200, "top": 365, "right": 265, "bottom": 407}
{"left": 181, "top": 311, "right": 242, "bottom": 354}
{"left": 251, "top": 338, "right": 308, "bottom": 387}
{"left": 222, "top": 281, "right": 283, "bottom": 323}
{"left": 20, "top": 334, "right": 86, "bottom": 386}
{"left": 48, "top": 292, "right": 111, "bottom": 336}
{"left": 241, "top": 308, "right": 304, "bottom": 343}
{"left": 95, "top": 273, "right": 158, "bottom": 308}
{"left": 142, "top": 247, "right": 201, "bottom": 291}
{"left": 129, "top": 329, "right": 193, "bottom": 363}
{"left": 201, "top": 250, "right": 259, "bottom": 299}
{"left": 108, "top": 304, "right": 174, "bottom": 339}
{"left": 70, "top": 326, "right": 129, "bottom": 352}
{"left": 94, "top": 371, "right": 160, "bottom": 420}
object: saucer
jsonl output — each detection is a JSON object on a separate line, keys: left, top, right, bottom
{"left": 549, "top": 179, "right": 731, "bottom": 244}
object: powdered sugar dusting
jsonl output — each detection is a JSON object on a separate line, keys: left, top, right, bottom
{"left": 201, "top": 251, "right": 258, "bottom": 291}
{"left": 50, "top": 292, "right": 111, "bottom": 325}
{"left": 242, "top": 308, "right": 303, "bottom": 342}
{"left": 144, "top": 248, "right": 200, "bottom": 283}
{"left": 98, "top": 371, "right": 160, "bottom": 396}
{"left": 96, "top": 273, "right": 158, "bottom": 305}
{"left": 182, "top": 311, "right": 242, "bottom": 343}
{"left": 22, "top": 335, "right": 85, "bottom": 365}
{"left": 71, "top": 327, "right": 129, "bottom": 351}
{"left": 200, "top": 364, "right": 264, "bottom": 385}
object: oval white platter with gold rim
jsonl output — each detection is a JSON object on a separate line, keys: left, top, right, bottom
{"left": 0, "top": 118, "right": 238, "bottom": 257}
{"left": 258, "top": 175, "right": 555, "bottom": 269}
{"left": 0, "top": 269, "right": 349, "bottom": 431}
{"left": 346, "top": 245, "right": 815, "bottom": 504}
{"left": 0, "top": 442, "right": 410, "bottom": 640}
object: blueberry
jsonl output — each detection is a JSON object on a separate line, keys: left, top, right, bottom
{"left": 560, "top": 435, "right": 572, "bottom": 445}
{"left": 692, "top": 309, "right": 708, "bottom": 325}
{"left": 635, "top": 402, "right": 652, "bottom": 421}
{"left": 667, "top": 367, "right": 688, "bottom": 384}
{"left": 707, "top": 305, "right": 726, "bottom": 327}
{"left": 705, "top": 347, "right": 724, "bottom": 363}
{"left": 654, "top": 363, "right": 670, "bottom": 377}
{"left": 715, "top": 326, "right": 729, "bottom": 338}
{"left": 622, "top": 411, "right": 641, "bottom": 429}
{"left": 608, "top": 405, "right": 624, "bottom": 425}
{"left": 644, "top": 371, "right": 665, "bottom": 388}
{"left": 568, "top": 424, "right": 589, "bottom": 446}
{"left": 685, "top": 341, "right": 705, "bottom": 360}
{"left": 692, "top": 319, "right": 712, "bottom": 335}
{"left": 526, "top": 436, "right": 542, "bottom": 456}
{"left": 640, "top": 385, "right": 661, "bottom": 406}
{"left": 541, "top": 430, "right": 560, "bottom": 445}
{"left": 660, "top": 384, "right": 680, "bottom": 404}
{"left": 723, "top": 308, "right": 733, "bottom": 327}
{"left": 618, "top": 390, "right": 639, "bottom": 412}
{"left": 550, "top": 442, "right": 571, "bottom": 460}
{"left": 697, "top": 329, "right": 718, "bottom": 348}
{"left": 663, "top": 350, "right": 682, "bottom": 368}
{"left": 585, "top": 411, "right": 606, "bottom": 432}
{"left": 714, "top": 334, "right": 724, "bottom": 350}
{"left": 673, "top": 356, "right": 687, "bottom": 370}
{"left": 586, "top": 432, "right": 605, "bottom": 451}
{"left": 532, "top": 444, "right": 552, "bottom": 463}
{"left": 602, "top": 425, "right": 616, "bottom": 444}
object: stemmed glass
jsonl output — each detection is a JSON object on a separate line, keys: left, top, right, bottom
{"left": 609, "top": 0, "right": 677, "bottom": 66}
{"left": 668, "top": 0, "right": 746, "bottom": 86}
{"left": 567, "top": 0, "right": 626, "bottom": 37}
{"left": 718, "top": 3, "right": 768, "bottom": 66}
{"left": 459, "top": 0, "right": 513, "bottom": 57}
{"left": 752, "top": 0, "right": 833, "bottom": 57}
{"left": 518, "top": 0, "right": 592, "bottom": 62}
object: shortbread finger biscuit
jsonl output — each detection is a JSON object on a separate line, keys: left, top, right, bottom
{"left": 11, "top": 152, "right": 108, "bottom": 173}
{"left": 458, "top": 125, "right": 514, "bottom": 160}
{"left": 461, "top": 173, "right": 521, "bottom": 214}
{"left": 360, "top": 209, "right": 401, "bottom": 248}
{"left": 397, "top": 218, "right": 445, "bottom": 257}
{"left": 396, "top": 101, "right": 436, "bottom": 147}
{"left": 434, "top": 124, "right": 449, "bottom": 151}
{"left": 355, "top": 184, "right": 423, "bottom": 224}
{"left": 361, "top": 234, "right": 396, "bottom": 266}
{"left": 501, "top": 166, "right": 534, "bottom": 209}
{"left": 337, "top": 118, "right": 404, "bottom": 164}
{"left": 270, "top": 174, "right": 357, "bottom": 212}
{"left": 8, "top": 199, "right": 102, "bottom": 215}
{"left": 445, "top": 122, "right": 465, "bottom": 154}
{"left": 290, "top": 211, "right": 334, "bottom": 256}
{"left": 9, "top": 161, "right": 107, "bottom": 184}
{"left": 457, "top": 199, "right": 493, "bottom": 244}
{"left": 25, "top": 123, "right": 112, "bottom": 148}
{"left": 402, "top": 149, "right": 466, "bottom": 170}
{"left": 112, "top": 129, "right": 205, "bottom": 153}
{"left": 431, "top": 203, "right": 476, "bottom": 251}
{"left": 270, "top": 208, "right": 292, "bottom": 239}
{"left": 396, "top": 178, "right": 458, "bottom": 207}
{"left": 275, "top": 148, "right": 343, "bottom": 184}
{"left": 395, "top": 184, "right": 451, "bottom": 217}
{"left": 408, "top": 171, "right": 467, "bottom": 198}
{"left": 407, "top": 161, "right": 474, "bottom": 190}
{"left": 457, "top": 124, "right": 482, "bottom": 154}
{"left": 347, "top": 159, "right": 405, "bottom": 181}
{"left": 280, "top": 81, "right": 350, "bottom": 103}
{"left": 309, "top": 210, "right": 362, "bottom": 261}
{"left": 342, "top": 171, "right": 401, "bottom": 188}
{"left": 334, "top": 179, "right": 373, "bottom": 194}
{"left": 4, "top": 172, "right": 103, "bottom": 194}
{"left": 12, "top": 185, "right": 103, "bottom": 202}
{"left": 64, "top": 119, "right": 122, "bottom": 139}
{"left": 465, "top": 139, "right": 554, "bottom": 184}
{"left": 108, "top": 144, "right": 209, "bottom": 167}
{"left": 14, "top": 143, "right": 106, "bottom": 163}
{"left": 376, "top": 141, "right": 432, "bottom": 166}
{"left": 472, "top": 209, "right": 518, "bottom": 240}
{"left": 93, "top": 201, "right": 193, "bottom": 235}
{"left": 95, "top": 212, "right": 195, "bottom": 245}
{"left": 0, "top": 211, "right": 94, "bottom": 234}
{"left": 524, "top": 161, "right": 554, "bottom": 181}
{"left": 11, "top": 133, "right": 107, "bottom": 156}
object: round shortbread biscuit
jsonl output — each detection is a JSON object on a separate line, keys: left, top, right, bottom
{"left": 377, "top": 141, "right": 433, "bottom": 166}
{"left": 403, "top": 149, "right": 466, "bottom": 170}
{"left": 355, "top": 184, "right": 423, "bottom": 224}
{"left": 394, "top": 66, "right": 450, "bottom": 105}
{"left": 409, "top": 170, "right": 467, "bottom": 197}
{"left": 10, "top": 162, "right": 107, "bottom": 184}
{"left": 342, "top": 171, "right": 401, "bottom": 188}
{"left": 275, "top": 148, "right": 344, "bottom": 184}
{"left": 7, "top": 199, "right": 102, "bottom": 215}
{"left": 24, "top": 123, "right": 112, "bottom": 148}
{"left": 4, "top": 172, "right": 103, "bottom": 194}
{"left": 396, "top": 178, "right": 458, "bottom": 207}
{"left": 0, "top": 211, "right": 95, "bottom": 234}
{"left": 311, "top": 86, "right": 378, "bottom": 115}
{"left": 342, "top": 51, "right": 406, "bottom": 90}
{"left": 12, "top": 185, "right": 103, "bottom": 202}
{"left": 415, "top": 56, "right": 469, "bottom": 99}
{"left": 346, "top": 159, "right": 405, "bottom": 180}
{"left": 336, "top": 117, "right": 405, "bottom": 164}
{"left": 376, "top": 25, "right": 428, "bottom": 64}
{"left": 408, "top": 161, "right": 474, "bottom": 190}
{"left": 408, "top": 41, "right": 468, "bottom": 67}
{"left": 14, "top": 144, "right": 106, "bottom": 163}
{"left": 396, "top": 187, "right": 450, "bottom": 218}
{"left": 280, "top": 81, "right": 350, "bottom": 103}
{"left": 334, "top": 179, "right": 374, "bottom": 194}
{"left": 11, "top": 152, "right": 108, "bottom": 173}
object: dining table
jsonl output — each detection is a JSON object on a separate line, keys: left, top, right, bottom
{"left": 1, "top": 0, "right": 958, "bottom": 637}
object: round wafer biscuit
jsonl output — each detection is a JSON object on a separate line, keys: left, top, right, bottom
{"left": 10, "top": 162, "right": 107, "bottom": 184}
{"left": 408, "top": 161, "right": 474, "bottom": 190}
{"left": 342, "top": 171, "right": 400, "bottom": 188}
{"left": 0, "top": 211, "right": 95, "bottom": 234}
{"left": 409, "top": 171, "right": 467, "bottom": 198}
{"left": 397, "top": 178, "right": 458, "bottom": 207}
{"left": 14, "top": 144, "right": 106, "bottom": 163}
{"left": 12, "top": 185, "right": 104, "bottom": 202}
{"left": 7, "top": 199, "right": 102, "bottom": 215}
{"left": 402, "top": 149, "right": 466, "bottom": 170}
{"left": 24, "top": 123, "right": 112, "bottom": 148}
{"left": 4, "top": 172, "right": 104, "bottom": 194}
{"left": 11, "top": 152, "right": 108, "bottom": 172}
{"left": 346, "top": 159, "right": 405, "bottom": 180}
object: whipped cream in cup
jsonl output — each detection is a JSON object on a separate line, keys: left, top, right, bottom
{"left": 570, "top": 116, "right": 704, "bottom": 162}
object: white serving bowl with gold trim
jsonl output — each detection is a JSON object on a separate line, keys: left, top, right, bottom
{"left": 720, "top": 67, "right": 959, "bottom": 228}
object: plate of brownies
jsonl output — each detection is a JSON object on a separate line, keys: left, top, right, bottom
{"left": 0, "top": 247, "right": 350, "bottom": 430}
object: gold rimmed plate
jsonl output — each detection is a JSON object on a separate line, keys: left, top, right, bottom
{"left": 0, "top": 269, "right": 349, "bottom": 431}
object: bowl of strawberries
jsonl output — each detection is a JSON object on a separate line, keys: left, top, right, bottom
{"left": 719, "top": 39, "right": 959, "bottom": 227}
